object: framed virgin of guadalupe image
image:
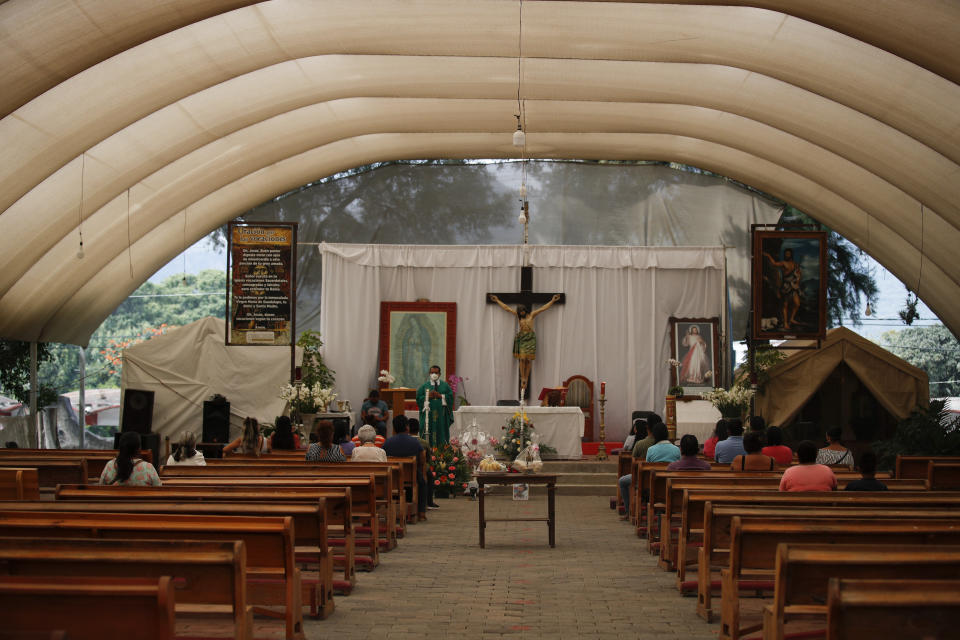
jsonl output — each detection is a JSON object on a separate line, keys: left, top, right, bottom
{"left": 378, "top": 301, "right": 457, "bottom": 390}
{"left": 752, "top": 229, "right": 828, "bottom": 341}
{"left": 670, "top": 317, "right": 720, "bottom": 395}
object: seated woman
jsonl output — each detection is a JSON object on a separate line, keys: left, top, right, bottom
{"left": 815, "top": 426, "right": 854, "bottom": 469}
{"left": 305, "top": 420, "right": 346, "bottom": 462}
{"left": 779, "top": 440, "right": 837, "bottom": 491}
{"left": 351, "top": 425, "right": 388, "bottom": 462}
{"left": 730, "top": 431, "right": 776, "bottom": 471}
{"left": 667, "top": 435, "right": 711, "bottom": 470}
{"left": 702, "top": 419, "right": 727, "bottom": 460}
{"left": 611, "top": 418, "right": 642, "bottom": 455}
{"left": 269, "top": 416, "right": 300, "bottom": 450}
{"left": 761, "top": 425, "right": 794, "bottom": 466}
{"left": 223, "top": 417, "right": 267, "bottom": 456}
{"left": 99, "top": 431, "right": 161, "bottom": 486}
{"left": 333, "top": 420, "right": 354, "bottom": 457}
{"left": 165, "top": 431, "right": 205, "bottom": 466}
{"left": 351, "top": 415, "right": 385, "bottom": 448}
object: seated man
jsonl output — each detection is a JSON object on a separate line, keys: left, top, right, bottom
{"left": 616, "top": 417, "right": 659, "bottom": 519}
{"left": 844, "top": 450, "right": 888, "bottom": 491}
{"left": 360, "top": 390, "right": 390, "bottom": 436}
{"left": 714, "top": 418, "right": 746, "bottom": 463}
{"left": 382, "top": 415, "right": 429, "bottom": 521}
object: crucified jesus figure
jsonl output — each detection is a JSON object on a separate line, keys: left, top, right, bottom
{"left": 488, "top": 293, "right": 562, "bottom": 394}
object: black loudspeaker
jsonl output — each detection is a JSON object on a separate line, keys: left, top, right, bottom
{"left": 121, "top": 389, "right": 155, "bottom": 434}
{"left": 113, "top": 432, "right": 161, "bottom": 471}
{"left": 202, "top": 400, "right": 231, "bottom": 444}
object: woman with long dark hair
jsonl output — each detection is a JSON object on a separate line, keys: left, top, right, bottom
{"left": 99, "top": 431, "right": 161, "bottom": 485}
{"left": 306, "top": 420, "right": 346, "bottom": 462}
{"left": 270, "top": 415, "right": 299, "bottom": 450}
{"left": 166, "top": 431, "right": 205, "bottom": 466}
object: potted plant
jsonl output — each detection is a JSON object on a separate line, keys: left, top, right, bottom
{"left": 297, "top": 330, "right": 336, "bottom": 390}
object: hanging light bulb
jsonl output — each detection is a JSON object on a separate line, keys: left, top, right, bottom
{"left": 864, "top": 301, "right": 873, "bottom": 316}
{"left": 76, "top": 239, "right": 84, "bottom": 259}
{"left": 512, "top": 115, "right": 525, "bottom": 147}
{"left": 518, "top": 212, "right": 527, "bottom": 224}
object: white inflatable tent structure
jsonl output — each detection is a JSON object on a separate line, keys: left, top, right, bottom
{"left": 0, "top": 0, "right": 958, "bottom": 347}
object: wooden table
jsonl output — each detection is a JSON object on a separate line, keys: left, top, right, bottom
{"left": 475, "top": 472, "right": 557, "bottom": 549}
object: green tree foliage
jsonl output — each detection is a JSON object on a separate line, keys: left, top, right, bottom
{"left": 0, "top": 340, "right": 55, "bottom": 404}
{"left": 873, "top": 399, "right": 960, "bottom": 471}
{"left": 35, "top": 270, "right": 227, "bottom": 393}
{"left": 780, "top": 206, "right": 878, "bottom": 328}
{"left": 880, "top": 325, "right": 960, "bottom": 397}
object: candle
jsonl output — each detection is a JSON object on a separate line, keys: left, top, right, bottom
{"left": 600, "top": 381, "right": 606, "bottom": 395}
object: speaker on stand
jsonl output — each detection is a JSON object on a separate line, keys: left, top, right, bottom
{"left": 121, "top": 389, "right": 155, "bottom": 434}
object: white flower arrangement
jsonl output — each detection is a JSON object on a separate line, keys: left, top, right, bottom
{"left": 377, "top": 369, "right": 396, "bottom": 385}
{"left": 700, "top": 386, "right": 755, "bottom": 418}
{"left": 279, "top": 382, "right": 337, "bottom": 413}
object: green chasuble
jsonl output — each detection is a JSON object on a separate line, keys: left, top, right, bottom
{"left": 416, "top": 380, "right": 454, "bottom": 447}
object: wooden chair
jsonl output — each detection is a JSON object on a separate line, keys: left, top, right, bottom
{"left": 563, "top": 374, "right": 594, "bottom": 440}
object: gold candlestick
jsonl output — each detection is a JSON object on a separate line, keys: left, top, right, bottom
{"left": 596, "top": 393, "right": 608, "bottom": 461}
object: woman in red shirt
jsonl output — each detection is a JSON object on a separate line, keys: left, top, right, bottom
{"left": 761, "top": 426, "right": 794, "bottom": 466}
{"left": 702, "top": 419, "right": 727, "bottom": 460}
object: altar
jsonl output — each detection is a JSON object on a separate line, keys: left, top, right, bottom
{"left": 671, "top": 399, "right": 722, "bottom": 443}
{"left": 452, "top": 406, "right": 584, "bottom": 459}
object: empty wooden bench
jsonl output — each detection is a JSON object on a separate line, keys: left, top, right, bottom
{"left": 895, "top": 454, "right": 960, "bottom": 479}
{"left": 826, "top": 578, "right": 960, "bottom": 640}
{"left": 0, "top": 537, "right": 251, "bottom": 639}
{"left": 0, "top": 458, "right": 87, "bottom": 490}
{"left": 0, "top": 575, "right": 175, "bottom": 640}
{"left": 0, "top": 448, "right": 153, "bottom": 480}
{"left": 928, "top": 460, "right": 960, "bottom": 490}
{"left": 0, "top": 467, "right": 39, "bottom": 499}
{"left": 762, "top": 544, "right": 960, "bottom": 640}
{"left": 0, "top": 510, "right": 304, "bottom": 640}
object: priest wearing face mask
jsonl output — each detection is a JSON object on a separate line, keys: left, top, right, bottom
{"left": 416, "top": 364, "right": 454, "bottom": 447}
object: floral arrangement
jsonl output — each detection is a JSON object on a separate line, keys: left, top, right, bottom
{"left": 700, "top": 386, "right": 754, "bottom": 419}
{"left": 496, "top": 412, "right": 557, "bottom": 459}
{"left": 451, "top": 424, "right": 496, "bottom": 469}
{"left": 448, "top": 374, "right": 471, "bottom": 408}
{"left": 377, "top": 369, "right": 396, "bottom": 385}
{"left": 428, "top": 442, "right": 472, "bottom": 498}
{"left": 279, "top": 382, "right": 337, "bottom": 414}
{"left": 665, "top": 358, "right": 684, "bottom": 396}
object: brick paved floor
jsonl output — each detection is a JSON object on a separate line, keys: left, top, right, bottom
{"left": 298, "top": 491, "right": 719, "bottom": 639}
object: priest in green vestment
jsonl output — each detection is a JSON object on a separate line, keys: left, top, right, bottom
{"left": 416, "top": 364, "right": 454, "bottom": 447}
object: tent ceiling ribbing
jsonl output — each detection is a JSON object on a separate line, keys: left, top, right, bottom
{"left": 0, "top": 0, "right": 958, "bottom": 345}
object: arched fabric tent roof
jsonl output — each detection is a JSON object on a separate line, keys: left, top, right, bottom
{"left": 755, "top": 326, "right": 929, "bottom": 428}
{"left": 0, "top": 0, "right": 958, "bottom": 346}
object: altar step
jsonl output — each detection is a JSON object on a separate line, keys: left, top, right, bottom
{"left": 510, "top": 459, "right": 619, "bottom": 497}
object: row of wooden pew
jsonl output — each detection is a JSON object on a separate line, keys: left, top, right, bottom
{"left": 0, "top": 447, "right": 421, "bottom": 640}
{"left": 615, "top": 454, "right": 960, "bottom": 640}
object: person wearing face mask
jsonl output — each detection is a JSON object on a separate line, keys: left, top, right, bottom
{"left": 416, "top": 364, "right": 454, "bottom": 447}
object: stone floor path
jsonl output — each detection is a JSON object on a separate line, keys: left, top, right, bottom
{"left": 301, "top": 491, "right": 718, "bottom": 639}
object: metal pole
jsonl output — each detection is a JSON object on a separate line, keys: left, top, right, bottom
{"left": 78, "top": 346, "right": 86, "bottom": 449}
{"left": 30, "top": 341, "right": 39, "bottom": 448}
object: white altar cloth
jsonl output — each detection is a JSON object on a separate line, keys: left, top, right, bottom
{"left": 452, "top": 406, "right": 584, "bottom": 459}
{"left": 670, "top": 399, "right": 722, "bottom": 443}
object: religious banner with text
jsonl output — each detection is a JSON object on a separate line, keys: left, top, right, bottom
{"left": 226, "top": 222, "right": 297, "bottom": 346}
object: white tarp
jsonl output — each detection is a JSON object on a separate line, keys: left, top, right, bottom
{"left": 120, "top": 316, "right": 300, "bottom": 442}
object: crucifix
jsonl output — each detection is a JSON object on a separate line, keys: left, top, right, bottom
{"left": 487, "top": 200, "right": 565, "bottom": 400}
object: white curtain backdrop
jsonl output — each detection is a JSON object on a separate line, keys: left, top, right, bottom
{"left": 320, "top": 243, "right": 724, "bottom": 441}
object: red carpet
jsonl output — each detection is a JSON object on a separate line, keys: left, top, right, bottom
{"left": 581, "top": 441, "right": 622, "bottom": 456}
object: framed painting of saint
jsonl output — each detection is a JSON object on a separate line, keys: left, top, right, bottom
{"left": 752, "top": 229, "right": 827, "bottom": 341}
{"left": 378, "top": 301, "right": 457, "bottom": 389}
{"left": 669, "top": 317, "right": 720, "bottom": 395}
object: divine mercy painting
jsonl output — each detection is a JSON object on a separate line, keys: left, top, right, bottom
{"left": 670, "top": 317, "right": 720, "bottom": 394}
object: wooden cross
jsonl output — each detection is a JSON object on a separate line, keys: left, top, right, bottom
{"left": 486, "top": 265, "right": 565, "bottom": 399}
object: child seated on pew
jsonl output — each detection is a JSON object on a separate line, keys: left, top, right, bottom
{"left": 844, "top": 450, "right": 888, "bottom": 491}
{"left": 779, "top": 440, "right": 837, "bottom": 492}
{"left": 99, "top": 431, "right": 161, "bottom": 486}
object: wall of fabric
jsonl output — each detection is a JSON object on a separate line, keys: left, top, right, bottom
{"left": 321, "top": 243, "right": 724, "bottom": 440}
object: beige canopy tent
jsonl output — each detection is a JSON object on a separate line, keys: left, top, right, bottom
{"left": 0, "top": 1, "right": 958, "bottom": 345}
{"left": 755, "top": 327, "right": 929, "bottom": 430}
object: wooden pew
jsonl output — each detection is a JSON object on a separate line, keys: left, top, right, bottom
{"left": 678, "top": 490, "right": 960, "bottom": 596}
{"left": 0, "top": 575, "right": 175, "bottom": 640}
{"left": 55, "top": 483, "right": 354, "bottom": 596}
{"left": 0, "top": 458, "right": 87, "bottom": 490}
{"left": 0, "top": 448, "right": 154, "bottom": 479}
{"left": 0, "top": 510, "right": 304, "bottom": 640}
{"left": 694, "top": 497, "right": 960, "bottom": 621}
{"left": 928, "top": 460, "right": 960, "bottom": 489}
{"left": 763, "top": 544, "right": 960, "bottom": 640}
{"left": 153, "top": 475, "right": 381, "bottom": 567}
{"left": 0, "top": 467, "right": 39, "bottom": 499}
{"left": 0, "top": 537, "right": 252, "bottom": 639}
{"left": 826, "top": 578, "right": 960, "bottom": 640}
{"left": 717, "top": 515, "right": 960, "bottom": 640}
{"left": 657, "top": 476, "right": 929, "bottom": 570}
{"left": 895, "top": 454, "right": 960, "bottom": 479}
{"left": 161, "top": 464, "right": 398, "bottom": 551}
{"left": 6, "top": 496, "right": 336, "bottom": 619}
